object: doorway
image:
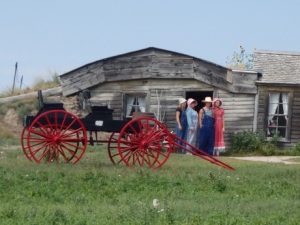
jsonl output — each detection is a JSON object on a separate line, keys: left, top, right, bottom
{"left": 185, "top": 91, "right": 213, "bottom": 112}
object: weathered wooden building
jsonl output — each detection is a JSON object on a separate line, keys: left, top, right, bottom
{"left": 60, "top": 47, "right": 259, "bottom": 145}
{"left": 253, "top": 50, "right": 300, "bottom": 147}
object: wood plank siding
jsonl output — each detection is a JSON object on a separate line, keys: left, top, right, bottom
{"left": 217, "top": 90, "right": 256, "bottom": 144}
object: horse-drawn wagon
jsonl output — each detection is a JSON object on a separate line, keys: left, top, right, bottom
{"left": 20, "top": 90, "right": 234, "bottom": 171}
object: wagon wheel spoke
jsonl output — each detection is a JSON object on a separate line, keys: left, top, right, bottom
{"left": 28, "top": 129, "right": 50, "bottom": 139}
{"left": 59, "top": 128, "right": 84, "bottom": 139}
{"left": 60, "top": 143, "right": 80, "bottom": 161}
{"left": 31, "top": 142, "right": 51, "bottom": 155}
{"left": 37, "top": 145, "right": 51, "bottom": 162}
{"left": 59, "top": 118, "right": 78, "bottom": 137}
{"left": 47, "top": 145, "right": 55, "bottom": 163}
{"left": 36, "top": 121, "right": 51, "bottom": 135}
{"left": 128, "top": 124, "right": 139, "bottom": 135}
{"left": 123, "top": 152, "right": 133, "bottom": 166}
{"left": 139, "top": 151, "right": 148, "bottom": 167}
{"left": 57, "top": 145, "right": 72, "bottom": 162}
{"left": 60, "top": 112, "right": 68, "bottom": 130}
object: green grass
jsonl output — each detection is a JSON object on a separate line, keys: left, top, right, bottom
{"left": 286, "top": 157, "right": 300, "bottom": 163}
{"left": 0, "top": 145, "right": 300, "bottom": 225}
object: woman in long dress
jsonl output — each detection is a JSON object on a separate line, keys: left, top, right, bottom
{"left": 213, "top": 98, "right": 225, "bottom": 156}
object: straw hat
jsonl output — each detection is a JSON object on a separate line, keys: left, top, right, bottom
{"left": 178, "top": 97, "right": 187, "bottom": 105}
{"left": 202, "top": 96, "right": 213, "bottom": 103}
{"left": 187, "top": 98, "right": 198, "bottom": 106}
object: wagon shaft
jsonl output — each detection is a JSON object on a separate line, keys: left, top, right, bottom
{"left": 171, "top": 134, "right": 235, "bottom": 171}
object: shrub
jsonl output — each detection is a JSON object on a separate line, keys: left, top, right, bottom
{"left": 231, "top": 131, "right": 265, "bottom": 153}
{"left": 291, "top": 142, "right": 300, "bottom": 155}
{"left": 228, "top": 131, "right": 288, "bottom": 156}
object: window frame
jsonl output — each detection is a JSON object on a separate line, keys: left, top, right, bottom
{"left": 123, "top": 93, "right": 147, "bottom": 119}
{"left": 266, "top": 91, "right": 292, "bottom": 142}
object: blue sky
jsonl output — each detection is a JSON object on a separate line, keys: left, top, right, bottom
{"left": 1, "top": 0, "right": 299, "bottom": 91}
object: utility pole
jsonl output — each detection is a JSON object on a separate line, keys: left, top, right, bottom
{"left": 11, "top": 62, "right": 18, "bottom": 94}
{"left": 20, "top": 75, "right": 23, "bottom": 90}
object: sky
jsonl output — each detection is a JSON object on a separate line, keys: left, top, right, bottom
{"left": 1, "top": 0, "right": 300, "bottom": 91}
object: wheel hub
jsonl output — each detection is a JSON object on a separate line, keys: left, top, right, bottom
{"left": 52, "top": 136, "right": 60, "bottom": 144}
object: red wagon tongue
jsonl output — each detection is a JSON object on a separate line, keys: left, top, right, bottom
{"left": 172, "top": 135, "right": 235, "bottom": 171}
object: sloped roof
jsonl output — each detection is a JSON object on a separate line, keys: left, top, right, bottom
{"left": 60, "top": 47, "right": 228, "bottom": 77}
{"left": 59, "top": 47, "right": 258, "bottom": 96}
{"left": 253, "top": 49, "right": 300, "bottom": 84}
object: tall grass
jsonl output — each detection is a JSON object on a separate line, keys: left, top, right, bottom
{"left": 0, "top": 145, "right": 299, "bottom": 225}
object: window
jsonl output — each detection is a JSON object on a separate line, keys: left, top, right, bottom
{"left": 267, "top": 92, "right": 289, "bottom": 139}
{"left": 125, "top": 94, "right": 146, "bottom": 118}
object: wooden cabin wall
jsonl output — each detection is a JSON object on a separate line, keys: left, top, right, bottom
{"left": 89, "top": 79, "right": 212, "bottom": 122}
{"left": 291, "top": 91, "right": 300, "bottom": 145}
{"left": 256, "top": 88, "right": 267, "bottom": 132}
{"left": 217, "top": 90, "right": 256, "bottom": 144}
{"left": 85, "top": 78, "right": 257, "bottom": 148}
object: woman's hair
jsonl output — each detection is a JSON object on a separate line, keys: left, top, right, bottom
{"left": 178, "top": 102, "right": 186, "bottom": 110}
{"left": 214, "top": 99, "right": 222, "bottom": 106}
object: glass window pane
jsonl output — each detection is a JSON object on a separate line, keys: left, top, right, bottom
{"left": 281, "top": 93, "right": 288, "bottom": 116}
{"left": 266, "top": 92, "right": 290, "bottom": 139}
{"left": 277, "top": 127, "right": 286, "bottom": 138}
{"left": 269, "top": 93, "right": 280, "bottom": 103}
{"left": 125, "top": 95, "right": 146, "bottom": 117}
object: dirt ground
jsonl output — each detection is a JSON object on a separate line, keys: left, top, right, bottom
{"left": 230, "top": 156, "right": 300, "bottom": 165}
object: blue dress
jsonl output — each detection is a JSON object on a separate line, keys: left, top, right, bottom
{"left": 198, "top": 108, "right": 214, "bottom": 155}
{"left": 186, "top": 107, "right": 198, "bottom": 151}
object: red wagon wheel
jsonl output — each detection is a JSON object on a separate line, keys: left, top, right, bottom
{"left": 117, "top": 117, "right": 174, "bottom": 169}
{"left": 20, "top": 127, "right": 32, "bottom": 161}
{"left": 107, "top": 132, "right": 124, "bottom": 165}
{"left": 26, "top": 110, "right": 87, "bottom": 164}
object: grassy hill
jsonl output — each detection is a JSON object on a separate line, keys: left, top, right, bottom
{"left": 0, "top": 74, "right": 60, "bottom": 98}
{"left": 0, "top": 74, "right": 60, "bottom": 141}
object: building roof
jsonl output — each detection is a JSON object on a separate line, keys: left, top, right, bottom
{"left": 60, "top": 47, "right": 229, "bottom": 77}
{"left": 253, "top": 49, "right": 300, "bottom": 84}
{"left": 59, "top": 47, "right": 258, "bottom": 96}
